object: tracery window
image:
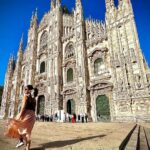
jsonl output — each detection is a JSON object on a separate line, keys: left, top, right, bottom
{"left": 40, "top": 61, "right": 46, "bottom": 73}
{"left": 65, "top": 43, "right": 74, "bottom": 59}
{"left": 94, "top": 58, "right": 103, "bottom": 75}
{"left": 40, "top": 31, "right": 48, "bottom": 51}
{"left": 67, "top": 68, "right": 73, "bottom": 82}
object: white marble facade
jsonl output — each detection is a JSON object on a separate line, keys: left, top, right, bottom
{"left": 1, "top": 0, "right": 150, "bottom": 122}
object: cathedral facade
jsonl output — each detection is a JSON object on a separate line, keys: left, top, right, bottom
{"left": 1, "top": 0, "right": 150, "bottom": 122}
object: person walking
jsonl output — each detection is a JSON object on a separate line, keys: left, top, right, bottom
{"left": 4, "top": 85, "right": 38, "bottom": 150}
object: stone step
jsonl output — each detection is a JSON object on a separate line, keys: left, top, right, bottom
{"left": 139, "top": 126, "right": 149, "bottom": 150}
{"left": 143, "top": 127, "right": 150, "bottom": 149}
{"left": 124, "top": 125, "right": 139, "bottom": 150}
{"left": 119, "top": 124, "right": 138, "bottom": 150}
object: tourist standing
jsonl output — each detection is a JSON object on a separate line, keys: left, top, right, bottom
{"left": 85, "top": 113, "right": 88, "bottom": 123}
{"left": 72, "top": 114, "right": 75, "bottom": 123}
{"left": 74, "top": 113, "right": 76, "bottom": 123}
{"left": 78, "top": 114, "right": 80, "bottom": 122}
{"left": 81, "top": 113, "right": 84, "bottom": 123}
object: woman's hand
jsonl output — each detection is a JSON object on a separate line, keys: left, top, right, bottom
{"left": 15, "top": 114, "right": 21, "bottom": 120}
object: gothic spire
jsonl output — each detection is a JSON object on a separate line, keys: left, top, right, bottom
{"left": 8, "top": 54, "right": 15, "bottom": 71}
{"left": 118, "top": 0, "right": 132, "bottom": 5}
{"left": 74, "top": 0, "right": 83, "bottom": 22}
{"left": 51, "top": 0, "right": 55, "bottom": 10}
{"left": 30, "top": 9, "right": 38, "bottom": 28}
{"left": 19, "top": 34, "right": 24, "bottom": 51}
{"left": 105, "top": 0, "right": 115, "bottom": 11}
{"left": 76, "top": 0, "right": 82, "bottom": 9}
{"left": 34, "top": 8, "right": 38, "bottom": 21}
{"left": 118, "top": 0, "right": 133, "bottom": 13}
{"left": 76, "top": 0, "right": 81, "bottom": 4}
{"left": 56, "top": 0, "right": 61, "bottom": 7}
{"left": 17, "top": 34, "right": 23, "bottom": 59}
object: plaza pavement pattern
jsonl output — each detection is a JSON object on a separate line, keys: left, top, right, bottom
{"left": 0, "top": 120, "right": 150, "bottom": 150}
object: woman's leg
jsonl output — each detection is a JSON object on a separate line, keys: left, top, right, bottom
{"left": 25, "top": 134, "right": 31, "bottom": 150}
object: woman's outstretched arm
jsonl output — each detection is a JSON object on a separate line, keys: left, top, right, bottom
{"left": 16, "top": 95, "right": 28, "bottom": 120}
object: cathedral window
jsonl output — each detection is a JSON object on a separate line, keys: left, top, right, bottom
{"left": 67, "top": 68, "right": 73, "bottom": 82}
{"left": 40, "top": 31, "right": 48, "bottom": 51}
{"left": 40, "top": 61, "right": 46, "bottom": 73}
{"left": 65, "top": 43, "right": 74, "bottom": 59}
{"left": 94, "top": 58, "right": 103, "bottom": 75}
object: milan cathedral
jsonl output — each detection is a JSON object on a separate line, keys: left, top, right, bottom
{"left": 1, "top": 0, "right": 150, "bottom": 122}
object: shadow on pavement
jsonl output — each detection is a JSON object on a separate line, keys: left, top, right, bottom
{"left": 30, "top": 134, "right": 106, "bottom": 150}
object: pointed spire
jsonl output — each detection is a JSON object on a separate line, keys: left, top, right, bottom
{"left": 105, "top": 0, "right": 115, "bottom": 11}
{"left": 75, "top": 0, "right": 83, "bottom": 16}
{"left": 30, "top": 9, "right": 38, "bottom": 28}
{"left": 17, "top": 35, "right": 23, "bottom": 59}
{"left": 35, "top": 8, "right": 38, "bottom": 18}
{"left": 105, "top": 0, "right": 114, "bottom": 5}
{"left": 19, "top": 34, "right": 24, "bottom": 51}
{"left": 8, "top": 54, "right": 15, "bottom": 71}
{"left": 31, "top": 11, "right": 34, "bottom": 21}
{"left": 118, "top": 0, "right": 133, "bottom": 13}
{"left": 76, "top": 0, "right": 82, "bottom": 8}
{"left": 56, "top": 0, "right": 61, "bottom": 7}
{"left": 118, "top": 0, "right": 131, "bottom": 5}
{"left": 51, "top": 0, "right": 55, "bottom": 10}
{"left": 74, "top": 0, "right": 83, "bottom": 23}
{"left": 76, "top": 0, "right": 81, "bottom": 4}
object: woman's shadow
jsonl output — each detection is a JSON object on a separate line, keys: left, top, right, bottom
{"left": 30, "top": 134, "right": 106, "bottom": 150}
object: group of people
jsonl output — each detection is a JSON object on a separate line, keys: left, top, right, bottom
{"left": 35, "top": 113, "right": 88, "bottom": 123}
{"left": 64, "top": 113, "right": 88, "bottom": 123}
{"left": 36, "top": 114, "right": 54, "bottom": 122}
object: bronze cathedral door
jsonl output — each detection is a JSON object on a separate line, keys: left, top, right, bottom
{"left": 96, "top": 95, "right": 110, "bottom": 121}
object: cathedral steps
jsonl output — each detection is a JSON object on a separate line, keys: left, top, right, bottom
{"left": 119, "top": 124, "right": 150, "bottom": 150}
{"left": 139, "top": 126, "right": 149, "bottom": 150}
{"left": 119, "top": 124, "right": 139, "bottom": 150}
{"left": 144, "top": 127, "right": 150, "bottom": 149}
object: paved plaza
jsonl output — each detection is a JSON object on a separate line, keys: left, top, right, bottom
{"left": 0, "top": 120, "right": 138, "bottom": 150}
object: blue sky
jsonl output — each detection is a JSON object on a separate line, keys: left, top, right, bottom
{"left": 0, "top": 0, "right": 150, "bottom": 86}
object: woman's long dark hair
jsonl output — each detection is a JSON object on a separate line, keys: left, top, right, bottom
{"left": 26, "top": 85, "right": 38, "bottom": 98}
{"left": 26, "top": 85, "right": 33, "bottom": 90}
{"left": 33, "top": 88, "right": 38, "bottom": 98}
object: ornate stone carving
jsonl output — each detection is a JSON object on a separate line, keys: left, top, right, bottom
{"left": 63, "top": 89, "right": 76, "bottom": 96}
{"left": 89, "top": 81, "right": 113, "bottom": 91}
{"left": 135, "top": 74, "right": 142, "bottom": 89}
{"left": 40, "top": 31, "right": 48, "bottom": 51}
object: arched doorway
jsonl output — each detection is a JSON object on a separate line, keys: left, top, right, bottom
{"left": 37, "top": 95, "right": 45, "bottom": 115}
{"left": 96, "top": 95, "right": 110, "bottom": 121}
{"left": 67, "top": 99, "right": 75, "bottom": 114}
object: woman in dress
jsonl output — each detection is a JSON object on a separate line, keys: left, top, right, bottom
{"left": 4, "top": 85, "right": 38, "bottom": 150}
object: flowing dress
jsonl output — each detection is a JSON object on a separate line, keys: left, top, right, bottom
{"left": 4, "top": 95, "right": 36, "bottom": 139}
